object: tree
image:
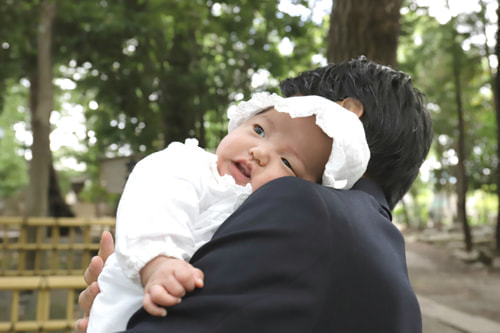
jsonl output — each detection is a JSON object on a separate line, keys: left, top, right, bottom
{"left": 327, "top": 0, "right": 402, "bottom": 66}
{"left": 25, "top": 0, "right": 56, "bottom": 217}
{"left": 0, "top": 1, "right": 324, "bottom": 215}
{"left": 495, "top": 6, "right": 500, "bottom": 253}
{"left": 0, "top": 1, "right": 75, "bottom": 218}
{"left": 399, "top": 2, "right": 497, "bottom": 252}
{"left": 45, "top": 0, "right": 323, "bottom": 205}
{"left": 451, "top": 30, "right": 473, "bottom": 251}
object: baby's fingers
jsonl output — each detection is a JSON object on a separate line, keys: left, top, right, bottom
{"left": 174, "top": 265, "right": 204, "bottom": 292}
{"left": 146, "top": 284, "right": 182, "bottom": 313}
{"left": 192, "top": 267, "right": 204, "bottom": 288}
{"left": 143, "top": 289, "right": 168, "bottom": 317}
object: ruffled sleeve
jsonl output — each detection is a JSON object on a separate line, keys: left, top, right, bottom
{"left": 114, "top": 140, "right": 209, "bottom": 282}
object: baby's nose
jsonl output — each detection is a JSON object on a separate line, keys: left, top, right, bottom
{"left": 249, "top": 146, "right": 270, "bottom": 166}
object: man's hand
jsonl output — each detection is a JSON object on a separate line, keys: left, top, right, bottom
{"left": 140, "top": 256, "right": 204, "bottom": 317}
{"left": 75, "top": 231, "right": 115, "bottom": 333}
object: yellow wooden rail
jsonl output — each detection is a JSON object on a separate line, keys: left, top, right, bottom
{"left": 0, "top": 275, "right": 86, "bottom": 332}
{"left": 0, "top": 217, "right": 116, "bottom": 332}
{"left": 0, "top": 217, "right": 115, "bottom": 276}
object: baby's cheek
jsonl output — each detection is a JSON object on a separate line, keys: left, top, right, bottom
{"left": 250, "top": 180, "right": 262, "bottom": 192}
{"left": 250, "top": 176, "right": 269, "bottom": 192}
{"left": 251, "top": 173, "right": 289, "bottom": 192}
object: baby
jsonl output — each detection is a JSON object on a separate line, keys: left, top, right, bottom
{"left": 87, "top": 92, "right": 370, "bottom": 332}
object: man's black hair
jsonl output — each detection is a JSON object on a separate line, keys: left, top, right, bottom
{"left": 280, "top": 57, "right": 433, "bottom": 209}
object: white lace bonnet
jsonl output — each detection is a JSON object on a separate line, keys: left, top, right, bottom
{"left": 227, "top": 92, "right": 370, "bottom": 190}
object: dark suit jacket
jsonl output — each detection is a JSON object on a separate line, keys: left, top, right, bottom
{"left": 125, "top": 177, "right": 422, "bottom": 332}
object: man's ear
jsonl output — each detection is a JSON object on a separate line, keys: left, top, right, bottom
{"left": 340, "top": 98, "right": 364, "bottom": 118}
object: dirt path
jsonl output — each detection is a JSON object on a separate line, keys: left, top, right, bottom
{"left": 405, "top": 239, "right": 500, "bottom": 331}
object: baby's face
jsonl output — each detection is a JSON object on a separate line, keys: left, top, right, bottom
{"left": 216, "top": 108, "right": 332, "bottom": 191}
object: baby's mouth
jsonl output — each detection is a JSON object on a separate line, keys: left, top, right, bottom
{"left": 235, "top": 162, "right": 251, "bottom": 178}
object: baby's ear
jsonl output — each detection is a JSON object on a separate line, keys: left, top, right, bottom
{"left": 340, "top": 98, "right": 364, "bottom": 118}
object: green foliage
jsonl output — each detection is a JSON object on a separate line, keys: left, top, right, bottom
{"left": 468, "top": 190, "right": 497, "bottom": 225}
{"left": 0, "top": 81, "right": 29, "bottom": 199}
{"left": 0, "top": 0, "right": 39, "bottom": 113}
{"left": 393, "top": 174, "right": 433, "bottom": 228}
{"left": 0, "top": 0, "right": 325, "bottom": 202}
{"left": 59, "top": 0, "right": 324, "bottom": 202}
{"left": 3, "top": 0, "right": 496, "bottom": 224}
{"left": 399, "top": 2, "right": 497, "bottom": 194}
{"left": 52, "top": 0, "right": 323, "bottom": 156}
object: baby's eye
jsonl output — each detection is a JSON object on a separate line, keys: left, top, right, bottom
{"left": 281, "top": 158, "right": 293, "bottom": 171}
{"left": 254, "top": 125, "right": 265, "bottom": 137}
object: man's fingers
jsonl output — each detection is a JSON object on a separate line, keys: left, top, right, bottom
{"left": 84, "top": 231, "right": 114, "bottom": 286}
{"left": 84, "top": 256, "right": 104, "bottom": 286}
{"left": 78, "top": 281, "right": 100, "bottom": 316}
{"left": 76, "top": 231, "right": 114, "bottom": 332}
{"left": 98, "top": 230, "right": 115, "bottom": 262}
{"left": 74, "top": 317, "right": 89, "bottom": 333}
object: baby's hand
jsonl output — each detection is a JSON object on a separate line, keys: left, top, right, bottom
{"left": 140, "top": 256, "right": 204, "bottom": 317}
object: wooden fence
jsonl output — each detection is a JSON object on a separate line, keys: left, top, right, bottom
{"left": 0, "top": 217, "right": 115, "bottom": 332}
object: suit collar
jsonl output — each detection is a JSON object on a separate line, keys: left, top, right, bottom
{"left": 352, "top": 178, "right": 392, "bottom": 220}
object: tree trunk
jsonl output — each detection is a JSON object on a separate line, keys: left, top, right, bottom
{"left": 495, "top": 8, "right": 500, "bottom": 254}
{"left": 452, "top": 51, "right": 473, "bottom": 252}
{"left": 49, "top": 162, "right": 74, "bottom": 217}
{"left": 327, "top": 0, "right": 402, "bottom": 67}
{"left": 26, "top": 0, "right": 56, "bottom": 218}
{"left": 161, "top": 7, "right": 200, "bottom": 147}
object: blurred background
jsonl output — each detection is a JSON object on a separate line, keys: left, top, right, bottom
{"left": 0, "top": 0, "right": 499, "bottom": 330}
{"left": 1, "top": 0, "right": 499, "bottom": 265}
